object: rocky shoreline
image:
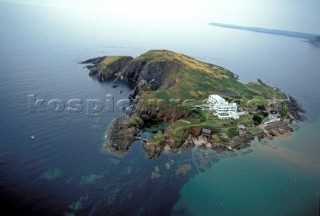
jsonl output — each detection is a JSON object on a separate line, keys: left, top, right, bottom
{"left": 286, "top": 95, "right": 306, "bottom": 121}
{"left": 105, "top": 115, "right": 144, "bottom": 155}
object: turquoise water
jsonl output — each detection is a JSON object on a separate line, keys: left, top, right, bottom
{"left": 0, "top": 1, "right": 319, "bottom": 215}
{"left": 174, "top": 119, "right": 320, "bottom": 216}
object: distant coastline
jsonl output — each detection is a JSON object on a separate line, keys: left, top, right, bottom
{"left": 210, "top": 22, "right": 320, "bottom": 43}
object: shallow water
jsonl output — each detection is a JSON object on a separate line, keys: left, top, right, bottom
{"left": 174, "top": 119, "right": 320, "bottom": 216}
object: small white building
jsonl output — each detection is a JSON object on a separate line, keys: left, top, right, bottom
{"left": 207, "top": 94, "right": 242, "bottom": 120}
{"left": 264, "top": 114, "right": 281, "bottom": 125}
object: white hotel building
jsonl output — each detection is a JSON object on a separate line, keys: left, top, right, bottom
{"left": 207, "top": 94, "right": 241, "bottom": 120}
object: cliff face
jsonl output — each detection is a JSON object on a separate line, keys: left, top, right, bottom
{"left": 123, "top": 58, "right": 178, "bottom": 86}
{"left": 136, "top": 106, "right": 191, "bottom": 122}
{"left": 81, "top": 56, "right": 133, "bottom": 81}
{"left": 123, "top": 58, "right": 179, "bottom": 98}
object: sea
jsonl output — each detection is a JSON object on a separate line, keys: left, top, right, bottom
{"left": 0, "top": 1, "right": 319, "bottom": 215}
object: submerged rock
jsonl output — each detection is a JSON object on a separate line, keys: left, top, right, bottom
{"left": 150, "top": 172, "right": 160, "bottom": 179}
{"left": 79, "top": 174, "right": 103, "bottom": 186}
{"left": 69, "top": 195, "right": 89, "bottom": 210}
{"left": 150, "top": 166, "right": 161, "bottom": 179}
{"left": 40, "top": 168, "right": 63, "bottom": 181}
{"left": 176, "top": 164, "right": 192, "bottom": 175}
{"left": 165, "top": 163, "right": 171, "bottom": 170}
{"left": 69, "top": 201, "right": 82, "bottom": 211}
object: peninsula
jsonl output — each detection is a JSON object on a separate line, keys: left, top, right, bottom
{"left": 210, "top": 22, "right": 320, "bottom": 44}
{"left": 82, "top": 50, "right": 305, "bottom": 158}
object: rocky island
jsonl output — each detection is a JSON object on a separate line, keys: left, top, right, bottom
{"left": 82, "top": 50, "right": 305, "bottom": 158}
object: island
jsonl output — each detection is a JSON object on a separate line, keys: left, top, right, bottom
{"left": 81, "top": 50, "right": 305, "bottom": 158}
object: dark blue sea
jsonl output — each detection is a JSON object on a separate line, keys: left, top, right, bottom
{"left": 0, "top": 1, "right": 319, "bottom": 215}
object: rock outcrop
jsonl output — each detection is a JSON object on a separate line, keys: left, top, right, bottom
{"left": 81, "top": 56, "right": 133, "bottom": 81}
{"left": 287, "top": 95, "right": 306, "bottom": 121}
{"left": 123, "top": 58, "right": 178, "bottom": 90}
{"left": 106, "top": 115, "right": 144, "bottom": 155}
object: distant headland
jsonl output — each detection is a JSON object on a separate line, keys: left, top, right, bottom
{"left": 81, "top": 50, "right": 305, "bottom": 158}
{"left": 210, "top": 22, "right": 320, "bottom": 44}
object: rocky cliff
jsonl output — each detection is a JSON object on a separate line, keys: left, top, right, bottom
{"left": 81, "top": 56, "right": 133, "bottom": 81}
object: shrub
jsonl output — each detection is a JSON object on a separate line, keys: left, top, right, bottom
{"left": 262, "top": 111, "right": 269, "bottom": 117}
{"left": 211, "top": 128, "right": 221, "bottom": 135}
{"left": 227, "top": 127, "right": 238, "bottom": 138}
{"left": 257, "top": 105, "right": 266, "bottom": 111}
{"left": 253, "top": 115, "right": 262, "bottom": 125}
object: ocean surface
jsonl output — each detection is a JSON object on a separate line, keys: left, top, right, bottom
{"left": 0, "top": 1, "right": 319, "bottom": 215}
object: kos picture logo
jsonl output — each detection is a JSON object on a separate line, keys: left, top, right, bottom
{"left": 28, "top": 94, "right": 132, "bottom": 116}
{"left": 29, "top": 94, "right": 247, "bottom": 117}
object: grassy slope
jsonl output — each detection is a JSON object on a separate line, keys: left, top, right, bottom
{"left": 98, "top": 56, "right": 123, "bottom": 73}
{"left": 138, "top": 50, "right": 255, "bottom": 101}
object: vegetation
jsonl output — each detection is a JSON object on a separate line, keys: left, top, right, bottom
{"left": 128, "top": 114, "right": 144, "bottom": 127}
{"left": 252, "top": 114, "right": 263, "bottom": 125}
{"left": 227, "top": 127, "right": 239, "bottom": 138}
{"left": 99, "top": 56, "right": 123, "bottom": 68}
{"left": 280, "top": 101, "right": 289, "bottom": 118}
{"left": 257, "top": 105, "right": 266, "bottom": 111}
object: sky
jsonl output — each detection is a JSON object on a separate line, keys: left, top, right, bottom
{"left": 1, "top": 0, "right": 320, "bottom": 33}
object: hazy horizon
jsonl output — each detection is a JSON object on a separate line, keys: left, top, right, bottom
{"left": 1, "top": 0, "right": 320, "bottom": 34}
